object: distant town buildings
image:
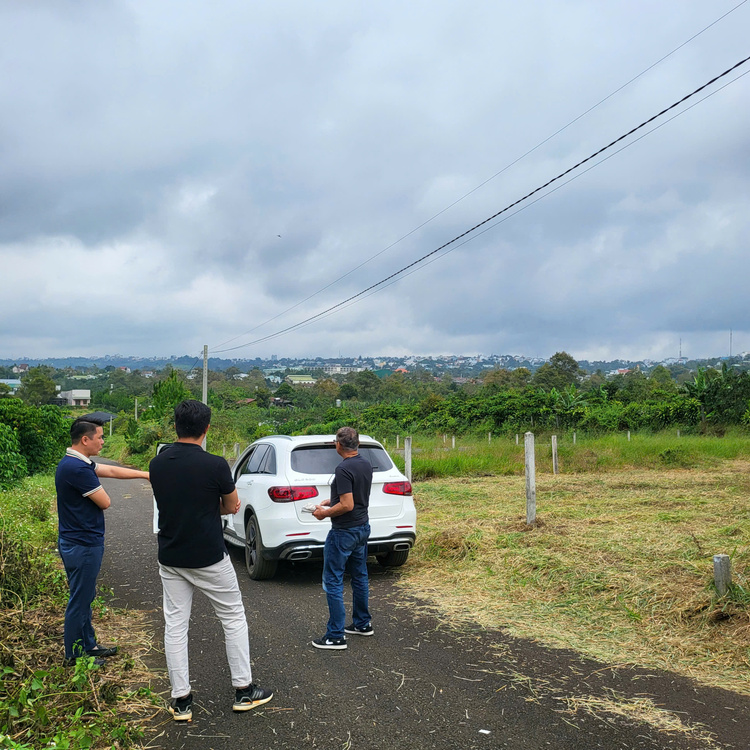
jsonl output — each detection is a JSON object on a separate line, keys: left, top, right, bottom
{"left": 0, "top": 379, "right": 22, "bottom": 394}
{"left": 285, "top": 374, "right": 316, "bottom": 386}
{"left": 58, "top": 389, "right": 92, "bottom": 407}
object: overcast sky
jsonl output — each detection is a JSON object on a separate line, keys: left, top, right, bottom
{"left": 2, "top": 1, "right": 749, "bottom": 363}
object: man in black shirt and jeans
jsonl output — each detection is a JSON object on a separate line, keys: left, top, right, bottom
{"left": 312, "top": 426, "right": 373, "bottom": 649}
{"left": 150, "top": 400, "right": 272, "bottom": 720}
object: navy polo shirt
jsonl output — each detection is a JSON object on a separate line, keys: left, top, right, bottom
{"left": 55, "top": 449, "right": 105, "bottom": 546}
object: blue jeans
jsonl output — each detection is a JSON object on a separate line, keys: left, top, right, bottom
{"left": 58, "top": 538, "right": 104, "bottom": 659}
{"left": 322, "top": 524, "right": 371, "bottom": 640}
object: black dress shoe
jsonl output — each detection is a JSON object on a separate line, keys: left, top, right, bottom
{"left": 64, "top": 656, "right": 105, "bottom": 667}
{"left": 86, "top": 645, "right": 118, "bottom": 658}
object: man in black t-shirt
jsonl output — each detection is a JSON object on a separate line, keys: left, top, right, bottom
{"left": 311, "top": 426, "right": 373, "bottom": 650}
{"left": 150, "top": 400, "right": 273, "bottom": 721}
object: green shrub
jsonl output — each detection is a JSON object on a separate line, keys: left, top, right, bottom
{"left": 0, "top": 402, "right": 68, "bottom": 476}
{"left": 0, "top": 478, "right": 61, "bottom": 606}
{"left": 124, "top": 418, "right": 164, "bottom": 454}
{"left": 0, "top": 425, "right": 26, "bottom": 489}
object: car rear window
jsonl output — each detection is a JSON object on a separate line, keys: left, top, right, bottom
{"left": 290, "top": 444, "right": 393, "bottom": 474}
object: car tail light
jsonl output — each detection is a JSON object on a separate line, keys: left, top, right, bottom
{"left": 268, "top": 486, "right": 319, "bottom": 503}
{"left": 383, "top": 481, "right": 412, "bottom": 496}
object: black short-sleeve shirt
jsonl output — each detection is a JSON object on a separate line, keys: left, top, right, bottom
{"left": 149, "top": 442, "right": 235, "bottom": 568}
{"left": 330, "top": 453, "right": 372, "bottom": 529}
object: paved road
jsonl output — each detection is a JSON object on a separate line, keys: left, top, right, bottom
{"left": 97, "top": 462, "right": 750, "bottom": 750}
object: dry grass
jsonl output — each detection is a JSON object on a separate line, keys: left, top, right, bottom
{"left": 0, "top": 603, "right": 163, "bottom": 749}
{"left": 399, "top": 461, "right": 750, "bottom": 695}
{"left": 558, "top": 691, "right": 722, "bottom": 748}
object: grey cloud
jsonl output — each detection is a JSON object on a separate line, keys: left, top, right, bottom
{"left": 1, "top": 0, "right": 749, "bottom": 359}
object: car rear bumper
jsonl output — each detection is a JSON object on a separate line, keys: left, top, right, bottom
{"left": 265, "top": 532, "right": 416, "bottom": 563}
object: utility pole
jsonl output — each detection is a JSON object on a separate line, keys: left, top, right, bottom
{"left": 202, "top": 345, "right": 208, "bottom": 450}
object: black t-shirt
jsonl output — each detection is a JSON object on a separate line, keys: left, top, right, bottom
{"left": 330, "top": 453, "right": 372, "bottom": 529}
{"left": 149, "top": 442, "right": 235, "bottom": 568}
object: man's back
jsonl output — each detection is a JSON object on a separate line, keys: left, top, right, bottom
{"left": 330, "top": 453, "right": 372, "bottom": 529}
{"left": 150, "top": 443, "right": 234, "bottom": 569}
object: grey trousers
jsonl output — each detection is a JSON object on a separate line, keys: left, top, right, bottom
{"left": 159, "top": 554, "right": 252, "bottom": 698}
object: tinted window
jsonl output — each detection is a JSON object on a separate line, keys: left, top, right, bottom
{"left": 259, "top": 446, "right": 277, "bottom": 475}
{"left": 247, "top": 444, "right": 269, "bottom": 473}
{"left": 290, "top": 444, "right": 392, "bottom": 474}
{"left": 359, "top": 446, "right": 393, "bottom": 472}
{"left": 237, "top": 447, "right": 256, "bottom": 476}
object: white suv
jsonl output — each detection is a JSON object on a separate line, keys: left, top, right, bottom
{"left": 222, "top": 434, "right": 416, "bottom": 580}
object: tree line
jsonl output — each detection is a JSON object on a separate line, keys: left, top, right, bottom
{"left": 3, "top": 353, "right": 750, "bottom": 472}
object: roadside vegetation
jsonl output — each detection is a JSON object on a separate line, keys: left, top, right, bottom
{"left": 0, "top": 404, "right": 158, "bottom": 749}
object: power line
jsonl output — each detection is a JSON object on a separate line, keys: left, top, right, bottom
{"left": 212, "top": 54, "right": 750, "bottom": 355}
{"left": 211, "top": 0, "right": 748, "bottom": 352}
{"left": 216, "top": 61, "right": 747, "bottom": 345}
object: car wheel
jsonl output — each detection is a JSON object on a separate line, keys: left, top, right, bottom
{"left": 245, "top": 515, "right": 278, "bottom": 580}
{"left": 376, "top": 549, "right": 410, "bottom": 568}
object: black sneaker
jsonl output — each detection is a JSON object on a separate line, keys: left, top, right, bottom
{"left": 233, "top": 684, "right": 274, "bottom": 712}
{"left": 169, "top": 693, "right": 193, "bottom": 722}
{"left": 312, "top": 635, "right": 347, "bottom": 650}
{"left": 344, "top": 623, "right": 374, "bottom": 636}
{"left": 86, "top": 644, "right": 118, "bottom": 658}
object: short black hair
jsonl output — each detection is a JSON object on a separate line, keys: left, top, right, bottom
{"left": 174, "top": 399, "right": 211, "bottom": 438}
{"left": 71, "top": 418, "right": 104, "bottom": 444}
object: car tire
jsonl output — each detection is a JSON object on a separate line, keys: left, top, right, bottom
{"left": 245, "top": 515, "right": 278, "bottom": 580}
{"left": 376, "top": 549, "right": 410, "bottom": 568}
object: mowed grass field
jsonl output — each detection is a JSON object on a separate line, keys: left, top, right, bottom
{"left": 394, "top": 436, "right": 750, "bottom": 695}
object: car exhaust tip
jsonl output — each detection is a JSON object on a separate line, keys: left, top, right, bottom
{"left": 288, "top": 550, "right": 313, "bottom": 561}
{"left": 393, "top": 542, "right": 411, "bottom": 551}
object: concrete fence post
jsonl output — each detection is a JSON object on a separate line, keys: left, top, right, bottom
{"left": 573, "top": 432, "right": 576, "bottom": 445}
{"left": 525, "top": 432, "right": 536, "bottom": 525}
{"left": 713, "top": 554, "right": 732, "bottom": 597}
{"left": 552, "top": 435, "right": 559, "bottom": 475}
{"left": 452, "top": 435, "right": 456, "bottom": 449}
{"left": 404, "top": 436, "right": 412, "bottom": 483}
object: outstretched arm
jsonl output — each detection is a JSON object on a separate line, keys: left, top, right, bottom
{"left": 95, "top": 464, "right": 150, "bottom": 481}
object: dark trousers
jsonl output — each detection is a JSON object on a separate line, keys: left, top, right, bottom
{"left": 322, "top": 523, "right": 371, "bottom": 639}
{"left": 58, "top": 538, "right": 104, "bottom": 659}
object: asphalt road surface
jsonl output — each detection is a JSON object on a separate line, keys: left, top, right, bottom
{"left": 96, "top": 461, "right": 750, "bottom": 750}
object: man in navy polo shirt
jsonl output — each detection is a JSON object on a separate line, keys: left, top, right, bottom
{"left": 56, "top": 417, "right": 149, "bottom": 666}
